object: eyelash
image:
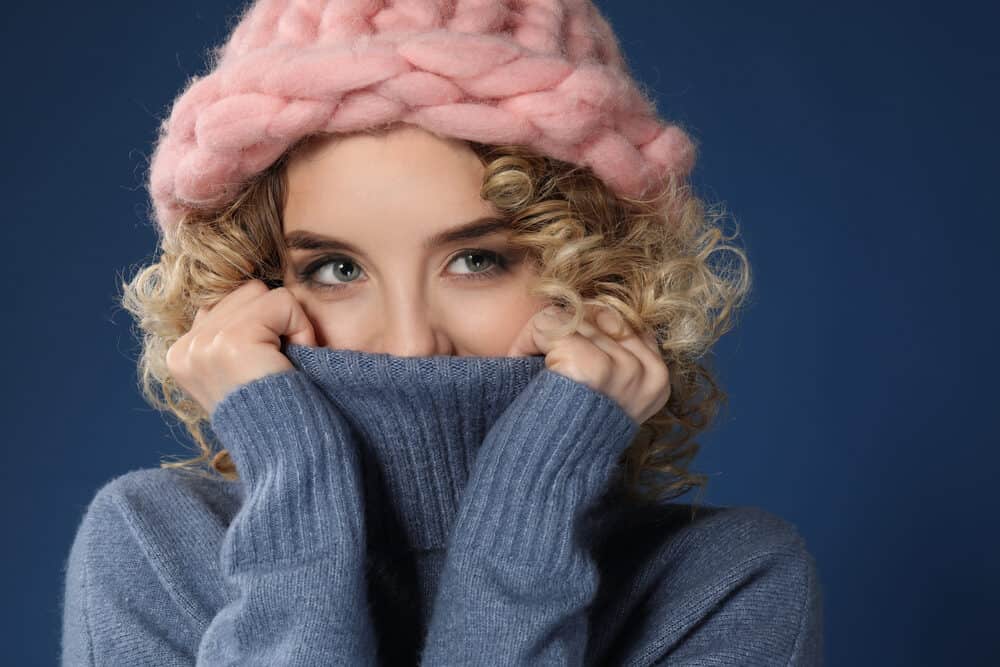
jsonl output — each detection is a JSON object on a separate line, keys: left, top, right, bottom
{"left": 296, "top": 249, "right": 514, "bottom": 293}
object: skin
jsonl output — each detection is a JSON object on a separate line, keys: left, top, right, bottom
{"left": 168, "top": 124, "right": 671, "bottom": 424}
{"left": 280, "top": 124, "right": 547, "bottom": 357}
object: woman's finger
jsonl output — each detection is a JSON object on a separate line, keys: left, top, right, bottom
{"left": 592, "top": 306, "right": 665, "bottom": 367}
{"left": 194, "top": 279, "right": 271, "bottom": 330}
{"left": 231, "top": 286, "right": 317, "bottom": 348}
{"left": 582, "top": 306, "right": 670, "bottom": 405}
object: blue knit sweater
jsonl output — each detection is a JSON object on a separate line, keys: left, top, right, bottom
{"left": 60, "top": 343, "right": 823, "bottom": 665}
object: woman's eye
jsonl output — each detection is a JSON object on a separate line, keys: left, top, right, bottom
{"left": 447, "top": 250, "right": 506, "bottom": 277}
{"left": 298, "top": 249, "right": 512, "bottom": 292}
{"left": 304, "top": 257, "right": 363, "bottom": 287}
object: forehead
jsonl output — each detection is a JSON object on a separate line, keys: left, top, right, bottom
{"left": 282, "top": 126, "right": 497, "bottom": 244}
{"left": 285, "top": 124, "right": 482, "bottom": 187}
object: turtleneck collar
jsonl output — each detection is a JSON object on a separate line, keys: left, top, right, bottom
{"left": 281, "top": 342, "right": 548, "bottom": 552}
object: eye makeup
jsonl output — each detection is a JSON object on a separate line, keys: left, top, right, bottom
{"left": 293, "top": 247, "right": 520, "bottom": 293}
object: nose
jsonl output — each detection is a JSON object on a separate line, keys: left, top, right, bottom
{"left": 376, "top": 301, "right": 447, "bottom": 358}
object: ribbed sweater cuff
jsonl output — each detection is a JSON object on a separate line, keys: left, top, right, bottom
{"left": 451, "top": 367, "right": 640, "bottom": 564}
{"left": 209, "top": 369, "right": 367, "bottom": 571}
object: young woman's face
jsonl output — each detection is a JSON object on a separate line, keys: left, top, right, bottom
{"left": 281, "top": 124, "right": 549, "bottom": 357}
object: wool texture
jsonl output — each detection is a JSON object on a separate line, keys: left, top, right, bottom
{"left": 61, "top": 343, "right": 824, "bottom": 665}
{"left": 146, "top": 0, "right": 699, "bottom": 239}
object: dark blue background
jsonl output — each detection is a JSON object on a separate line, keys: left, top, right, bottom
{"left": 3, "top": 2, "right": 995, "bottom": 664}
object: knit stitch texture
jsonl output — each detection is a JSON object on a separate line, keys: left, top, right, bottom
{"left": 61, "top": 343, "right": 823, "bottom": 665}
{"left": 147, "top": 0, "right": 698, "bottom": 239}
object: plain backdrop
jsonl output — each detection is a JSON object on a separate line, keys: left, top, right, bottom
{"left": 2, "top": 1, "right": 995, "bottom": 665}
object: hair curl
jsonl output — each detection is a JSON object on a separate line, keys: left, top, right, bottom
{"left": 119, "top": 127, "right": 752, "bottom": 517}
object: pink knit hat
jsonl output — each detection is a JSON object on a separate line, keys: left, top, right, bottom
{"left": 147, "top": 0, "right": 698, "bottom": 239}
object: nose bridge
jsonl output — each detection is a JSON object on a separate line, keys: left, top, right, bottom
{"left": 378, "top": 272, "right": 440, "bottom": 357}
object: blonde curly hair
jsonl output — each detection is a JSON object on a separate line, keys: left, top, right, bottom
{"left": 119, "top": 128, "right": 751, "bottom": 514}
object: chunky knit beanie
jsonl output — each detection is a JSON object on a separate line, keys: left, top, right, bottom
{"left": 147, "top": 0, "right": 698, "bottom": 240}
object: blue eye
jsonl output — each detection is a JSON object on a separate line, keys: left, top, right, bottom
{"left": 297, "top": 249, "right": 514, "bottom": 292}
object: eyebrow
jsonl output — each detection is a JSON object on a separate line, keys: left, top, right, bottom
{"left": 284, "top": 216, "right": 510, "bottom": 255}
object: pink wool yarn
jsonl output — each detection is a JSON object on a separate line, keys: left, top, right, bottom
{"left": 147, "top": 0, "right": 698, "bottom": 239}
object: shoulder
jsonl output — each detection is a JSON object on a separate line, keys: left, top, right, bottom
{"left": 613, "top": 502, "right": 820, "bottom": 599}
{"left": 664, "top": 504, "right": 822, "bottom": 617}
{"left": 63, "top": 467, "right": 239, "bottom": 639}
{"left": 66, "top": 463, "right": 240, "bottom": 571}
{"left": 79, "top": 466, "right": 239, "bottom": 519}
{"left": 593, "top": 502, "right": 823, "bottom": 665}
{"left": 597, "top": 500, "right": 817, "bottom": 570}
{"left": 66, "top": 466, "right": 239, "bottom": 590}
{"left": 665, "top": 503, "right": 816, "bottom": 568}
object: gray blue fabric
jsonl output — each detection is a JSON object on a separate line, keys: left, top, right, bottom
{"left": 60, "top": 342, "right": 823, "bottom": 665}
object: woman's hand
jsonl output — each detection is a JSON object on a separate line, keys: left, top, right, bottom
{"left": 166, "top": 279, "right": 318, "bottom": 416}
{"left": 506, "top": 304, "right": 670, "bottom": 424}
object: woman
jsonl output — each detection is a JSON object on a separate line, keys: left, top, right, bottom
{"left": 61, "top": 1, "right": 823, "bottom": 665}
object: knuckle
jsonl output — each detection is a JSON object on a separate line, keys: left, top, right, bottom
{"left": 213, "top": 329, "right": 252, "bottom": 364}
{"left": 588, "top": 351, "right": 615, "bottom": 386}
{"left": 244, "top": 278, "right": 270, "bottom": 292}
{"left": 623, "top": 349, "right": 643, "bottom": 373}
{"left": 185, "top": 335, "right": 222, "bottom": 373}
{"left": 654, "top": 373, "right": 673, "bottom": 403}
{"left": 211, "top": 328, "right": 240, "bottom": 352}
{"left": 263, "top": 285, "right": 291, "bottom": 305}
{"left": 164, "top": 339, "right": 184, "bottom": 374}
{"left": 651, "top": 359, "right": 671, "bottom": 386}
{"left": 227, "top": 279, "right": 268, "bottom": 302}
{"left": 647, "top": 371, "right": 670, "bottom": 398}
{"left": 272, "top": 286, "right": 297, "bottom": 308}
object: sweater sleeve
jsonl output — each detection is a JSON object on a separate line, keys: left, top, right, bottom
{"left": 60, "top": 368, "right": 379, "bottom": 666}
{"left": 196, "top": 368, "right": 379, "bottom": 665}
{"left": 419, "top": 367, "right": 640, "bottom": 665}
